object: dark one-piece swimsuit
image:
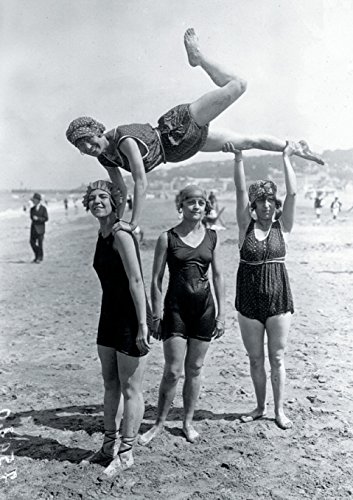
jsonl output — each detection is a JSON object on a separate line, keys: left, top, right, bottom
{"left": 235, "top": 218, "right": 294, "bottom": 325}
{"left": 93, "top": 232, "right": 152, "bottom": 357}
{"left": 162, "top": 227, "right": 217, "bottom": 342}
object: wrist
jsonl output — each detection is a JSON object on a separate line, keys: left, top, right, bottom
{"left": 129, "top": 221, "right": 137, "bottom": 231}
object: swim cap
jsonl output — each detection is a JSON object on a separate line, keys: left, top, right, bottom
{"left": 248, "top": 180, "right": 277, "bottom": 204}
{"left": 66, "top": 117, "right": 106, "bottom": 146}
{"left": 82, "top": 180, "right": 122, "bottom": 211}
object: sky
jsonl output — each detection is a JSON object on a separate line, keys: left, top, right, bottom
{"left": 1, "top": 0, "right": 353, "bottom": 190}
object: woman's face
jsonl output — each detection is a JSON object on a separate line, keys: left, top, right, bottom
{"left": 181, "top": 196, "right": 207, "bottom": 221}
{"left": 76, "top": 135, "right": 108, "bottom": 157}
{"left": 254, "top": 196, "right": 276, "bottom": 220}
{"left": 88, "top": 189, "right": 113, "bottom": 218}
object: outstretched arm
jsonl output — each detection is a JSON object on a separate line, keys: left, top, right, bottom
{"left": 119, "top": 138, "right": 148, "bottom": 231}
{"left": 113, "top": 231, "right": 150, "bottom": 355}
{"left": 151, "top": 232, "right": 168, "bottom": 340}
{"left": 211, "top": 235, "right": 225, "bottom": 339}
{"left": 281, "top": 142, "right": 297, "bottom": 233}
{"left": 223, "top": 142, "right": 250, "bottom": 231}
{"left": 104, "top": 165, "right": 127, "bottom": 219}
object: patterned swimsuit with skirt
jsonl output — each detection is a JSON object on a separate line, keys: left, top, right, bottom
{"left": 236, "top": 219, "right": 294, "bottom": 325}
{"left": 93, "top": 232, "right": 152, "bottom": 357}
{"left": 162, "top": 228, "right": 217, "bottom": 342}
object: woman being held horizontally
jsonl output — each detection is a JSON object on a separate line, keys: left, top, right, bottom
{"left": 83, "top": 180, "right": 152, "bottom": 478}
{"left": 226, "top": 141, "right": 296, "bottom": 429}
{"left": 140, "top": 185, "right": 225, "bottom": 444}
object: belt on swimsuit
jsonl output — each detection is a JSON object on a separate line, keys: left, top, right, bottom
{"left": 154, "top": 128, "right": 166, "bottom": 164}
{"left": 240, "top": 257, "right": 285, "bottom": 265}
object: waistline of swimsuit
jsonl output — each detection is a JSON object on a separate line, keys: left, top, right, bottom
{"left": 239, "top": 258, "right": 286, "bottom": 265}
{"left": 154, "top": 128, "right": 166, "bottom": 164}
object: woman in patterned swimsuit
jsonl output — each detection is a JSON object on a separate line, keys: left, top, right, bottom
{"left": 66, "top": 28, "right": 323, "bottom": 236}
{"left": 83, "top": 180, "right": 152, "bottom": 478}
{"left": 225, "top": 141, "right": 297, "bottom": 430}
{"left": 139, "top": 185, "right": 225, "bottom": 445}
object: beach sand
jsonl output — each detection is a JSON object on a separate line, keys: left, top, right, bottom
{"left": 1, "top": 197, "right": 352, "bottom": 499}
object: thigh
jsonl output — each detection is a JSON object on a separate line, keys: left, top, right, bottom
{"left": 266, "top": 313, "right": 291, "bottom": 355}
{"left": 201, "top": 129, "right": 257, "bottom": 152}
{"left": 238, "top": 312, "right": 265, "bottom": 358}
{"left": 98, "top": 345, "right": 119, "bottom": 382}
{"left": 117, "top": 352, "right": 148, "bottom": 389}
{"left": 184, "top": 338, "right": 210, "bottom": 371}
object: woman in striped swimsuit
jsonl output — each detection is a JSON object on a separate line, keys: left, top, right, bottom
{"left": 66, "top": 29, "right": 323, "bottom": 236}
{"left": 225, "top": 141, "right": 297, "bottom": 430}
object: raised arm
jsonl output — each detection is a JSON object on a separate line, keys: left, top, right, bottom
{"left": 223, "top": 142, "right": 250, "bottom": 231}
{"left": 113, "top": 231, "right": 150, "bottom": 354}
{"left": 210, "top": 234, "right": 225, "bottom": 339}
{"left": 281, "top": 142, "right": 297, "bottom": 233}
{"left": 119, "top": 138, "right": 148, "bottom": 231}
{"left": 150, "top": 232, "right": 168, "bottom": 340}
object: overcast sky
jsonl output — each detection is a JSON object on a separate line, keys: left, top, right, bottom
{"left": 1, "top": 0, "right": 353, "bottom": 190}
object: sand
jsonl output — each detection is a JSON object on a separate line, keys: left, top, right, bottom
{"left": 1, "top": 197, "right": 352, "bottom": 500}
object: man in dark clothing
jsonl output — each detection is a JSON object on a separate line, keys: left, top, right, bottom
{"left": 30, "top": 193, "right": 48, "bottom": 263}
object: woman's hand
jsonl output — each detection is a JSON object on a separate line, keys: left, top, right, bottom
{"left": 213, "top": 317, "right": 225, "bottom": 339}
{"left": 283, "top": 141, "right": 296, "bottom": 157}
{"left": 222, "top": 142, "right": 243, "bottom": 160}
{"left": 136, "top": 323, "right": 150, "bottom": 355}
{"left": 151, "top": 317, "right": 163, "bottom": 341}
{"left": 112, "top": 220, "right": 134, "bottom": 235}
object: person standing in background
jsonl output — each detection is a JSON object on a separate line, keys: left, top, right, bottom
{"left": 30, "top": 193, "right": 48, "bottom": 263}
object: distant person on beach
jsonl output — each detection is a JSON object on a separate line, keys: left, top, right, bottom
{"left": 226, "top": 141, "right": 297, "bottom": 430}
{"left": 314, "top": 191, "right": 325, "bottom": 224}
{"left": 139, "top": 185, "right": 225, "bottom": 445}
{"left": 63, "top": 198, "right": 69, "bottom": 212}
{"left": 83, "top": 179, "right": 152, "bottom": 478}
{"left": 126, "top": 194, "right": 133, "bottom": 211}
{"left": 330, "top": 196, "right": 342, "bottom": 220}
{"left": 66, "top": 28, "right": 323, "bottom": 235}
{"left": 30, "top": 193, "right": 48, "bottom": 263}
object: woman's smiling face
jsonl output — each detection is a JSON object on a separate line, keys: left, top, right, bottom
{"left": 88, "top": 189, "right": 113, "bottom": 218}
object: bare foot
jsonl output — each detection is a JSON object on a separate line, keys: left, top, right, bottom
{"left": 240, "top": 408, "right": 267, "bottom": 423}
{"left": 275, "top": 412, "right": 293, "bottom": 430}
{"left": 182, "top": 424, "right": 199, "bottom": 443}
{"left": 184, "top": 28, "right": 202, "bottom": 67}
{"left": 139, "top": 424, "right": 163, "bottom": 446}
{"left": 294, "top": 140, "right": 324, "bottom": 165}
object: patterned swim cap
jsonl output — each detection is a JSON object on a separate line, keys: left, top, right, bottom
{"left": 82, "top": 180, "right": 122, "bottom": 212}
{"left": 178, "top": 185, "right": 208, "bottom": 204}
{"left": 66, "top": 117, "right": 106, "bottom": 146}
{"left": 248, "top": 180, "right": 277, "bottom": 204}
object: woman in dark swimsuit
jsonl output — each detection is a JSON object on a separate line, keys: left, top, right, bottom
{"left": 225, "top": 141, "right": 297, "bottom": 430}
{"left": 83, "top": 180, "right": 152, "bottom": 478}
{"left": 66, "top": 29, "right": 323, "bottom": 236}
{"left": 139, "top": 185, "right": 225, "bottom": 445}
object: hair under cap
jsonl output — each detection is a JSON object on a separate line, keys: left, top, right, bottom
{"left": 248, "top": 180, "right": 277, "bottom": 204}
{"left": 82, "top": 180, "right": 122, "bottom": 211}
{"left": 178, "top": 185, "right": 208, "bottom": 204}
{"left": 66, "top": 117, "right": 106, "bottom": 146}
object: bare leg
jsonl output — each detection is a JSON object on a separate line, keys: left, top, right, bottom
{"left": 238, "top": 313, "right": 267, "bottom": 421}
{"left": 202, "top": 129, "right": 324, "bottom": 165}
{"left": 100, "top": 352, "right": 148, "bottom": 477}
{"left": 182, "top": 338, "right": 210, "bottom": 442}
{"left": 83, "top": 346, "right": 123, "bottom": 465}
{"left": 139, "top": 336, "right": 186, "bottom": 445}
{"left": 184, "top": 28, "right": 247, "bottom": 127}
{"left": 266, "top": 313, "right": 293, "bottom": 430}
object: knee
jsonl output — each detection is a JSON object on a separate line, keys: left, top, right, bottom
{"left": 248, "top": 354, "right": 265, "bottom": 370}
{"left": 228, "top": 78, "right": 247, "bottom": 100}
{"left": 269, "top": 351, "right": 285, "bottom": 371}
{"left": 121, "top": 380, "right": 141, "bottom": 401}
{"left": 163, "top": 366, "right": 183, "bottom": 385}
{"left": 185, "top": 362, "right": 203, "bottom": 379}
{"left": 103, "top": 375, "right": 120, "bottom": 392}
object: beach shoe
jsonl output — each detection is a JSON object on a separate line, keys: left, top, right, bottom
{"left": 81, "top": 447, "right": 114, "bottom": 467}
{"left": 98, "top": 448, "right": 134, "bottom": 481}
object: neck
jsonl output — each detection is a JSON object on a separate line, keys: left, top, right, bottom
{"left": 179, "top": 218, "right": 204, "bottom": 233}
{"left": 98, "top": 213, "right": 116, "bottom": 234}
{"left": 255, "top": 218, "right": 272, "bottom": 231}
